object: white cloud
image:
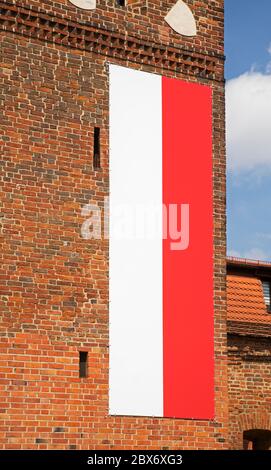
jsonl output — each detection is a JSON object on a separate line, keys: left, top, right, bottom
{"left": 227, "top": 249, "right": 242, "bottom": 258}
{"left": 243, "top": 247, "right": 269, "bottom": 260}
{"left": 227, "top": 247, "right": 269, "bottom": 261}
{"left": 256, "top": 232, "right": 271, "bottom": 240}
{"left": 226, "top": 71, "right": 271, "bottom": 171}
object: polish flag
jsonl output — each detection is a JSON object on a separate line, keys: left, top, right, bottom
{"left": 109, "top": 65, "right": 214, "bottom": 419}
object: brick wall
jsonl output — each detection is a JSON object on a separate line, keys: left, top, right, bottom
{"left": 228, "top": 334, "right": 271, "bottom": 450}
{"left": 0, "top": 1, "right": 227, "bottom": 449}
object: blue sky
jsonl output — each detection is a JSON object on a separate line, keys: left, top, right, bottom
{"left": 225, "top": 0, "right": 271, "bottom": 261}
{"left": 225, "top": 0, "right": 271, "bottom": 79}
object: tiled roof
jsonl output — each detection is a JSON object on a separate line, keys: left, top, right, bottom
{"left": 227, "top": 275, "right": 271, "bottom": 324}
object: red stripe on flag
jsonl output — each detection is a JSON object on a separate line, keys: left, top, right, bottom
{"left": 162, "top": 77, "right": 214, "bottom": 419}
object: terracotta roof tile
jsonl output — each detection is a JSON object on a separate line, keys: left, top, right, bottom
{"left": 227, "top": 275, "right": 271, "bottom": 324}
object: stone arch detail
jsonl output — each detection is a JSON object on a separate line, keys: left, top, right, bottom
{"left": 239, "top": 411, "right": 271, "bottom": 433}
{"left": 233, "top": 411, "right": 271, "bottom": 449}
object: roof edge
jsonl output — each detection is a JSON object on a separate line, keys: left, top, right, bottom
{"left": 227, "top": 256, "right": 271, "bottom": 269}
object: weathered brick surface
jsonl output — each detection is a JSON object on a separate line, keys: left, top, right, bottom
{"left": 0, "top": 1, "right": 227, "bottom": 449}
{"left": 5, "top": 0, "right": 224, "bottom": 58}
{"left": 228, "top": 334, "right": 271, "bottom": 450}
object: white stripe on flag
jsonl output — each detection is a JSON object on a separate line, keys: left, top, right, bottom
{"left": 109, "top": 65, "right": 163, "bottom": 417}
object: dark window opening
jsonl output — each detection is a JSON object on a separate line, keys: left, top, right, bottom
{"left": 262, "top": 280, "right": 271, "bottom": 311}
{"left": 116, "top": 1, "right": 126, "bottom": 6}
{"left": 93, "top": 127, "right": 101, "bottom": 169}
{"left": 79, "top": 351, "right": 88, "bottom": 378}
{"left": 243, "top": 429, "right": 271, "bottom": 450}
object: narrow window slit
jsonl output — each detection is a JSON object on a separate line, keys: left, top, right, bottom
{"left": 262, "top": 280, "right": 271, "bottom": 311}
{"left": 93, "top": 127, "right": 101, "bottom": 169}
{"left": 79, "top": 351, "right": 88, "bottom": 378}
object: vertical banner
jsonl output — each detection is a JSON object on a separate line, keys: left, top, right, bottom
{"left": 109, "top": 64, "right": 214, "bottom": 419}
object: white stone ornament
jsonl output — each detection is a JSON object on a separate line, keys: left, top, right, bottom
{"left": 68, "top": 0, "right": 96, "bottom": 10}
{"left": 165, "top": 0, "right": 197, "bottom": 37}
